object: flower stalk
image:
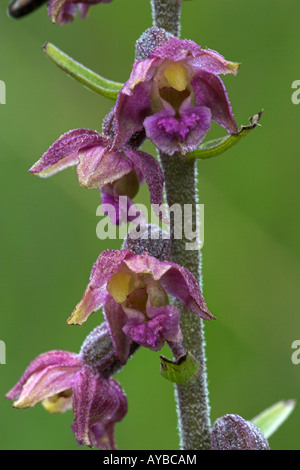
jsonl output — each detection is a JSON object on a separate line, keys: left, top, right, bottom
{"left": 160, "top": 154, "right": 211, "bottom": 450}
{"left": 151, "top": 0, "right": 182, "bottom": 37}
{"left": 152, "top": 0, "right": 211, "bottom": 450}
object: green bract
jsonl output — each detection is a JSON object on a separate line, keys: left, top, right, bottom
{"left": 43, "top": 42, "right": 123, "bottom": 100}
{"left": 160, "top": 351, "right": 200, "bottom": 384}
{"left": 186, "top": 110, "right": 263, "bottom": 160}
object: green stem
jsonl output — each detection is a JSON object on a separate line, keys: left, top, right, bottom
{"left": 151, "top": 0, "right": 211, "bottom": 450}
{"left": 160, "top": 153, "right": 211, "bottom": 450}
{"left": 151, "top": 0, "right": 182, "bottom": 37}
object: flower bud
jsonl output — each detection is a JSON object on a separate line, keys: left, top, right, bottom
{"left": 79, "top": 323, "right": 118, "bottom": 375}
{"left": 135, "top": 27, "right": 173, "bottom": 61}
{"left": 80, "top": 323, "right": 139, "bottom": 376}
{"left": 8, "top": 0, "right": 47, "bottom": 18}
{"left": 211, "top": 414, "right": 270, "bottom": 450}
{"left": 112, "top": 170, "right": 140, "bottom": 200}
{"left": 123, "top": 224, "right": 171, "bottom": 261}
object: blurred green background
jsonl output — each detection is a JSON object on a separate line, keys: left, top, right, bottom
{"left": 1, "top": 0, "right": 299, "bottom": 450}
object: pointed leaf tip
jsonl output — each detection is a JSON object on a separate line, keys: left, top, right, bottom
{"left": 42, "top": 42, "right": 123, "bottom": 100}
{"left": 160, "top": 351, "right": 200, "bottom": 383}
{"left": 252, "top": 399, "right": 296, "bottom": 439}
{"left": 186, "top": 109, "right": 264, "bottom": 160}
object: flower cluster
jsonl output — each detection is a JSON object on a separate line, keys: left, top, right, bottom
{"left": 7, "top": 10, "right": 241, "bottom": 448}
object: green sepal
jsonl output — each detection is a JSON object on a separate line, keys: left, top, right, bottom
{"left": 252, "top": 399, "right": 296, "bottom": 439}
{"left": 159, "top": 351, "right": 200, "bottom": 384}
{"left": 186, "top": 110, "right": 263, "bottom": 160}
{"left": 42, "top": 42, "right": 123, "bottom": 100}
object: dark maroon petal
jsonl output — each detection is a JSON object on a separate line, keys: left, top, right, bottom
{"left": 104, "top": 297, "right": 132, "bottom": 365}
{"left": 72, "top": 366, "right": 126, "bottom": 449}
{"left": 113, "top": 81, "right": 152, "bottom": 149}
{"left": 159, "top": 264, "right": 215, "bottom": 321}
{"left": 192, "top": 71, "right": 238, "bottom": 134}
{"left": 124, "top": 148, "right": 164, "bottom": 206}
{"left": 89, "top": 379, "right": 127, "bottom": 450}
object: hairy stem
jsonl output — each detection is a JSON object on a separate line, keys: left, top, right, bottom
{"left": 151, "top": 0, "right": 182, "bottom": 37}
{"left": 160, "top": 153, "right": 211, "bottom": 450}
{"left": 151, "top": 0, "right": 211, "bottom": 450}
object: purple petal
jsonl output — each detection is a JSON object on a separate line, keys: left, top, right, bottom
{"left": 121, "top": 58, "right": 157, "bottom": 96}
{"left": 6, "top": 351, "right": 80, "bottom": 401}
{"left": 29, "top": 129, "right": 105, "bottom": 178}
{"left": 77, "top": 145, "right": 133, "bottom": 189}
{"left": 48, "top": 0, "right": 111, "bottom": 24}
{"left": 159, "top": 264, "right": 215, "bottom": 321}
{"left": 189, "top": 48, "right": 240, "bottom": 76}
{"left": 150, "top": 38, "right": 240, "bottom": 76}
{"left": 192, "top": 71, "right": 238, "bottom": 134}
{"left": 55, "top": 3, "right": 78, "bottom": 24}
{"left": 67, "top": 250, "right": 132, "bottom": 325}
{"left": 124, "top": 148, "right": 164, "bottom": 206}
{"left": 79, "top": 4, "right": 90, "bottom": 19}
{"left": 67, "top": 284, "right": 109, "bottom": 326}
{"left": 103, "top": 297, "right": 132, "bottom": 365}
{"left": 72, "top": 367, "right": 126, "bottom": 449}
{"left": 87, "top": 250, "right": 133, "bottom": 289}
{"left": 89, "top": 379, "right": 127, "bottom": 450}
{"left": 101, "top": 191, "right": 137, "bottom": 226}
{"left": 150, "top": 37, "right": 202, "bottom": 62}
{"left": 10, "top": 364, "right": 80, "bottom": 408}
{"left": 114, "top": 80, "right": 152, "bottom": 149}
